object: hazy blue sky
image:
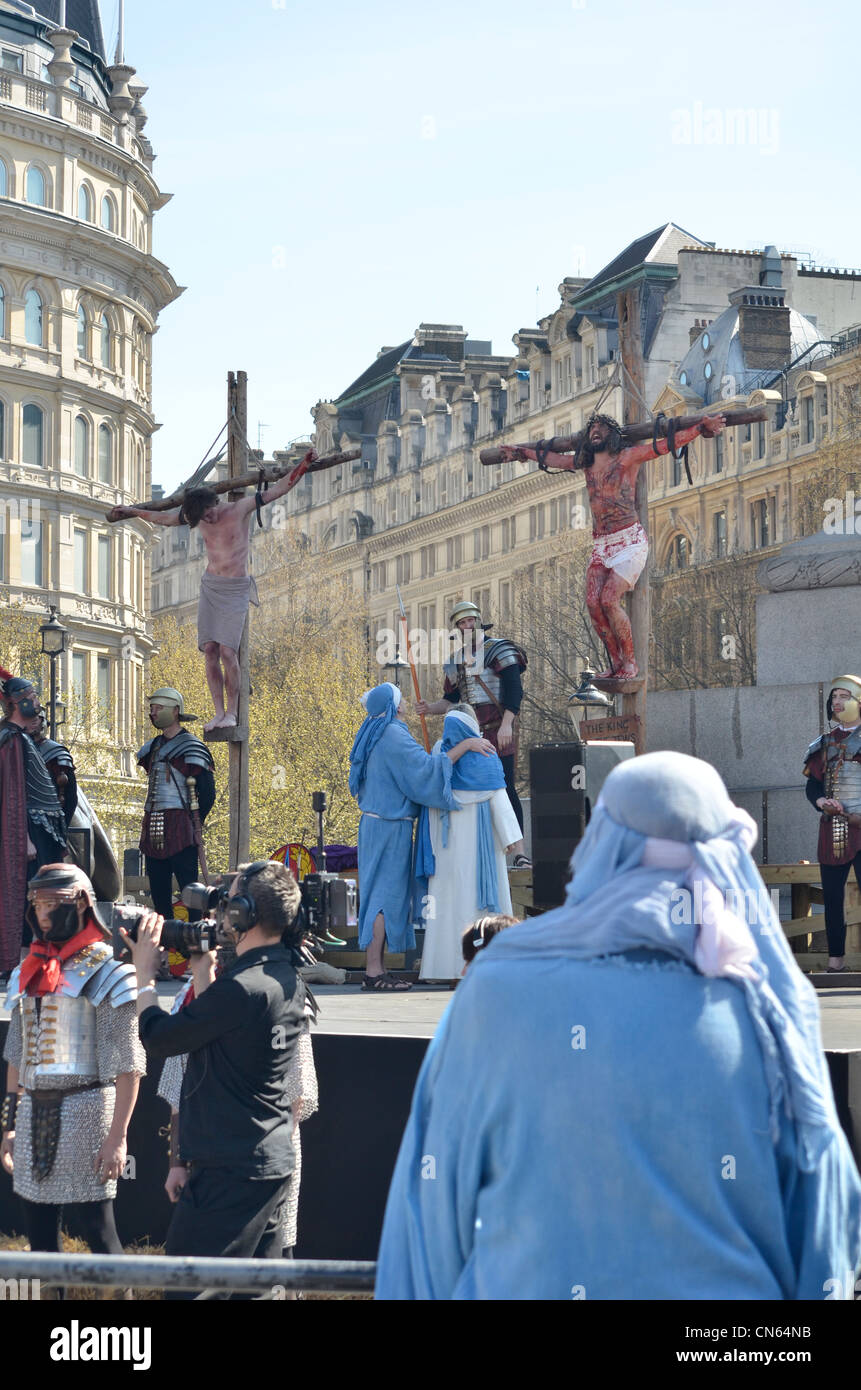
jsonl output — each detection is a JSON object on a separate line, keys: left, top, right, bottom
{"left": 113, "top": 0, "right": 859, "bottom": 492}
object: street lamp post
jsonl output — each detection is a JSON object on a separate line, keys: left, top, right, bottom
{"left": 40, "top": 606, "right": 68, "bottom": 741}
{"left": 567, "top": 668, "right": 612, "bottom": 740}
{"left": 382, "top": 646, "right": 410, "bottom": 693}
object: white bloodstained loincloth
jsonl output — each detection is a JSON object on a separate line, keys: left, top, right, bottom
{"left": 197, "top": 572, "right": 260, "bottom": 653}
{"left": 591, "top": 521, "right": 649, "bottom": 588}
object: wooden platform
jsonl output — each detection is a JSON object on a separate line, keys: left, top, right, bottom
{"left": 203, "top": 724, "right": 249, "bottom": 743}
{"left": 591, "top": 676, "right": 645, "bottom": 696}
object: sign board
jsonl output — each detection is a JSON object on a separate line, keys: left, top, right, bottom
{"left": 579, "top": 714, "right": 641, "bottom": 743}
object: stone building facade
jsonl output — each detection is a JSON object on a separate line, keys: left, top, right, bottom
{"left": 0, "top": 3, "right": 180, "bottom": 778}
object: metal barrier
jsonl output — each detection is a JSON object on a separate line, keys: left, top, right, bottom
{"left": 0, "top": 1251, "right": 376, "bottom": 1296}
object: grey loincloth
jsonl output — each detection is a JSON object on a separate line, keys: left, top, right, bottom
{"left": 197, "top": 572, "right": 259, "bottom": 653}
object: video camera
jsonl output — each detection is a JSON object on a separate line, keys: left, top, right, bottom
{"left": 111, "top": 876, "right": 239, "bottom": 960}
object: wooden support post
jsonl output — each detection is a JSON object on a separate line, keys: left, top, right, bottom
{"left": 617, "top": 287, "right": 647, "bottom": 755}
{"left": 227, "top": 369, "right": 251, "bottom": 868}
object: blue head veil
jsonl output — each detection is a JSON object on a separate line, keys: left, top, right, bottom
{"left": 348, "top": 683, "right": 401, "bottom": 797}
{"left": 491, "top": 750, "right": 842, "bottom": 1171}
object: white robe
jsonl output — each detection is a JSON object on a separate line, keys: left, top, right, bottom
{"left": 419, "top": 787, "right": 521, "bottom": 981}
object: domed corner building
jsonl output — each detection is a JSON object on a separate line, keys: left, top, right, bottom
{"left": 0, "top": 2, "right": 182, "bottom": 845}
{"left": 673, "top": 246, "right": 831, "bottom": 407}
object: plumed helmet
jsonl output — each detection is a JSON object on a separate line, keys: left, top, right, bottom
{"left": 450, "top": 600, "right": 482, "bottom": 627}
{"left": 2, "top": 675, "right": 36, "bottom": 699}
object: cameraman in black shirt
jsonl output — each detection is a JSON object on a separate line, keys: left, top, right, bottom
{"left": 126, "top": 861, "right": 306, "bottom": 1286}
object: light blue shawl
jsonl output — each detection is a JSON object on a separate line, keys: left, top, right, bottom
{"left": 491, "top": 750, "right": 840, "bottom": 1171}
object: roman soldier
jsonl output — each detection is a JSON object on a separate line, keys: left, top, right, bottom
{"left": 27, "top": 712, "right": 78, "bottom": 827}
{"left": 137, "top": 688, "right": 216, "bottom": 920}
{"left": 0, "top": 676, "right": 69, "bottom": 973}
{"left": 803, "top": 674, "right": 861, "bottom": 972}
{"left": 0, "top": 865, "right": 145, "bottom": 1261}
{"left": 417, "top": 599, "right": 528, "bottom": 835}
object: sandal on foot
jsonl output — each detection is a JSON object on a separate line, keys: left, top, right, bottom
{"left": 511, "top": 854, "right": 532, "bottom": 868}
{"left": 362, "top": 972, "right": 413, "bottom": 991}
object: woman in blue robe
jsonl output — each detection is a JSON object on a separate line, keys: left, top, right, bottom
{"left": 349, "top": 683, "right": 493, "bottom": 991}
{"left": 376, "top": 751, "right": 861, "bottom": 1298}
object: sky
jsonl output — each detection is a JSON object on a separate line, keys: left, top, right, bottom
{"left": 110, "top": 0, "right": 861, "bottom": 493}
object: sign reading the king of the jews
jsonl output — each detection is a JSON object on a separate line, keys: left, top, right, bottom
{"left": 579, "top": 714, "right": 641, "bottom": 743}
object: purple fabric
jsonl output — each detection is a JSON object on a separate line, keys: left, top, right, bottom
{"left": 311, "top": 844, "right": 357, "bottom": 872}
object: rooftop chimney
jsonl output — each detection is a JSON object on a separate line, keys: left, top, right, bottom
{"left": 759, "top": 245, "right": 783, "bottom": 288}
{"left": 729, "top": 284, "right": 791, "bottom": 372}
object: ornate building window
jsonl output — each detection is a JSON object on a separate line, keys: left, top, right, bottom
{"left": 0, "top": 159, "right": 7, "bottom": 197}
{"left": 0, "top": 283, "right": 5, "bottom": 336}
{"left": 25, "top": 165, "right": 46, "bottom": 206}
{"left": 668, "top": 533, "right": 688, "bottom": 571}
{"left": 101, "top": 194, "right": 116, "bottom": 232}
{"left": 804, "top": 395, "right": 815, "bottom": 443}
{"left": 97, "top": 656, "right": 111, "bottom": 728}
{"left": 20, "top": 517, "right": 42, "bottom": 585}
{"left": 98, "top": 312, "right": 112, "bottom": 369}
{"left": 25, "top": 289, "right": 43, "bottom": 346}
{"left": 0, "top": 399, "right": 4, "bottom": 458}
{"left": 97, "top": 535, "right": 111, "bottom": 597}
{"left": 98, "top": 423, "right": 112, "bottom": 484}
{"left": 78, "top": 184, "right": 93, "bottom": 221}
{"left": 77, "top": 303, "right": 88, "bottom": 357}
{"left": 713, "top": 510, "right": 727, "bottom": 558}
{"left": 22, "top": 403, "right": 44, "bottom": 466}
{"left": 74, "top": 415, "right": 89, "bottom": 476}
{"left": 74, "top": 527, "right": 87, "bottom": 591}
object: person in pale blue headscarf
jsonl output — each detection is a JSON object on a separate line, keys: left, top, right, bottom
{"left": 349, "top": 683, "right": 494, "bottom": 991}
{"left": 376, "top": 751, "right": 861, "bottom": 1298}
{"left": 416, "top": 707, "right": 523, "bottom": 981}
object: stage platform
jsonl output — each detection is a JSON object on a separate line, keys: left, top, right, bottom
{"left": 2, "top": 980, "right": 859, "bottom": 1261}
{"left": 3, "top": 978, "right": 860, "bottom": 1044}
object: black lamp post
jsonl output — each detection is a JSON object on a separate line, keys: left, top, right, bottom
{"left": 382, "top": 646, "right": 410, "bottom": 692}
{"left": 567, "top": 668, "right": 612, "bottom": 740}
{"left": 39, "top": 606, "right": 67, "bottom": 740}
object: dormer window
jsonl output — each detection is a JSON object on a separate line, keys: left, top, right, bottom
{"left": 679, "top": 371, "right": 688, "bottom": 386}
{"left": 702, "top": 332, "right": 710, "bottom": 351}
{"left": 704, "top": 362, "right": 713, "bottom": 381}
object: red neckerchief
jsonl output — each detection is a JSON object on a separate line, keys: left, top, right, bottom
{"left": 18, "top": 922, "right": 106, "bottom": 997}
{"left": 178, "top": 959, "right": 224, "bottom": 1009}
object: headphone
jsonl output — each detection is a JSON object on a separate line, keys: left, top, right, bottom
{"left": 223, "top": 861, "right": 269, "bottom": 934}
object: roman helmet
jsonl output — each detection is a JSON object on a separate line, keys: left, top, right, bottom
{"left": 25, "top": 863, "right": 110, "bottom": 944}
{"left": 450, "top": 600, "right": 483, "bottom": 629}
{"left": 1, "top": 675, "right": 41, "bottom": 719}
{"left": 147, "top": 687, "right": 198, "bottom": 727}
{"left": 827, "top": 675, "right": 861, "bottom": 727}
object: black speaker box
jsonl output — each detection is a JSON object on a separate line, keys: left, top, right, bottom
{"left": 529, "top": 740, "right": 635, "bottom": 908}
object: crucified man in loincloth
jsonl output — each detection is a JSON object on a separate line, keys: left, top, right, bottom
{"left": 109, "top": 453, "right": 316, "bottom": 730}
{"left": 499, "top": 413, "right": 726, "bottom": 679}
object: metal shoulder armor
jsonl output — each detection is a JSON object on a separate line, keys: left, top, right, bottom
{"left": 84, "top": 954, "right": 139, "bottom": 1008}
{"left": 484, "top": 638, "right": 526, "bottom": 672}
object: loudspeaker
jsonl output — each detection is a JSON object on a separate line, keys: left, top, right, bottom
{"left": 529, "top": 740, "right": 635, "bottom": 908}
